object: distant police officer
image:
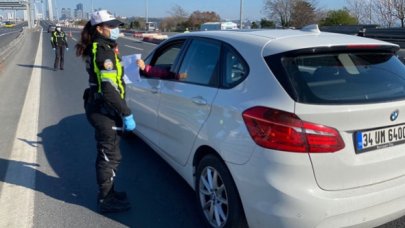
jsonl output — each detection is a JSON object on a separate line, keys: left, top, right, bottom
{"left": 75, "top": 10, "right": 135, "bottom": 213}
{"left": 50, "top": 24, "right": 68, "bottom": 70}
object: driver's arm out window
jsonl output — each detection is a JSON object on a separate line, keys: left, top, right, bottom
{"left": 140, "top": 42, "right": 184, "bottom": 79}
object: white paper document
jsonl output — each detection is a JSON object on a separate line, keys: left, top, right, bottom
{"left": 122, "top": 54, "right": 142, "bottom": 84}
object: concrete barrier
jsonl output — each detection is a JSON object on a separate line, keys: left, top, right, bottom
{"left": 133, "top": 32, "right": 167, "bottom": 39}
{"left": 142, "top": 36, "right": 167, "bottom": 44}
{"left": 131, "top": 32, "right": 168, "bottom": 44}
{"left": 133, "top": 32, "right": 143, "bottom": 38}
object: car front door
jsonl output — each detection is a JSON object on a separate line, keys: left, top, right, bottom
{"left": 126, "top": 40, "right": 186, "bottom": 145}
{"left": 157, "top": 38, "right": 221, "bottom": 166}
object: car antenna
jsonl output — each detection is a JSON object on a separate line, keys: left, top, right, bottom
{"left": 301, "top": 24, "right": 320, "bottom": 33}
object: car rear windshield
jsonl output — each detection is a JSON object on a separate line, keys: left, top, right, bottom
{"left": 266, "top": 46, "right": 405, "bottom": 104}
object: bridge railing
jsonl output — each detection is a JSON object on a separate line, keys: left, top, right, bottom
{"left": 0, "top": 1, "right": 27, "bottom": 10}
{"left": 320, "top": 25, "right": 405, "bottom": 48}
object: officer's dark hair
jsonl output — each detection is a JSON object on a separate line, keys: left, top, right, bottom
{"left": 75, "top": 21, "right": 97, "bottom": 58}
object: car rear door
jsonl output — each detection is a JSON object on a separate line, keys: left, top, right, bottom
{"left": 157, "top": 38, "right": 221, "bottom": 166}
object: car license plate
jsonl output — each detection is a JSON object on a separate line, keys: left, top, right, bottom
{"left": 355, "top": 124, "right": 405, "bottom": 153}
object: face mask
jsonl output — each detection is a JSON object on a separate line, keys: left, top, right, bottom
{"left": 56, "top": 27, "right": 61, "bottom": 32}
{"left": 109, "top": 27, "right": 120, "bottom": 40}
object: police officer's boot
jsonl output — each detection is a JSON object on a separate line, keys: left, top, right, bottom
{"left": 98, "top": 190, "right": 131, "bottom": 213}
{"left": 108, "top": 184, "right": 128, "bottom": 200}
{"left": 112, "top": 190, "right": 127, "bottom": 201}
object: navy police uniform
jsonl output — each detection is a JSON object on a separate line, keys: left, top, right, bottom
{"left": 50, "top": 28, "right": 68, "bottom": 70}
{"left": 83, "top": 33, "right": 132, "bottom": 201}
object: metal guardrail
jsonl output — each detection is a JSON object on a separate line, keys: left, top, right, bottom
{"left": 361, "top": 28, "right": 405, "bottom": 48}
{"left": 320, "top": 26, "right": 405, "bottom": 48}
{"left": 0, "top": 1, "right": 27, "bottom": 9}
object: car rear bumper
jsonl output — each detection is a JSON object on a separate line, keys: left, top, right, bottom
{"left": 227, "top": 147, "right": 405, "bottom": 228}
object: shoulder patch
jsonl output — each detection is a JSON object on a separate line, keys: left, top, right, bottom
{"left": 103, "top": 59, "right": 114, "bottom": 71}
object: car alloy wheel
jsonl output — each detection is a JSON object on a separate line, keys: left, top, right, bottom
{"left": 196, "top": 155, "right": 247, "bottom": 228}
{"left": 199, "top": 165, "right": 229, "bottom": 227}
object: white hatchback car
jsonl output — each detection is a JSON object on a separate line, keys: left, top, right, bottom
{"left": 126, "top": 25, "right": 405, "bottom": 228}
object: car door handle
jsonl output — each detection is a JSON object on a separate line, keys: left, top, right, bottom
{"left": 151, "top": 87, "right": 159, "bottom": 94}
{"left": 192, "top": 96, "right": 207, "bottom": 105}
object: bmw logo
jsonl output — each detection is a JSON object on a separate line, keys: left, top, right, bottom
{"left": 390, "top": 110, "right": 399, "bottom": 121}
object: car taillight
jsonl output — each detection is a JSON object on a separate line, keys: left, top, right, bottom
{"left": 242, "top": 107, "right": 345, "bottom": 153}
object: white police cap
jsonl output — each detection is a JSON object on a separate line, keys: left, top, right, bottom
{"left": 90, "top": 10, "right": 123, "bottom": 27}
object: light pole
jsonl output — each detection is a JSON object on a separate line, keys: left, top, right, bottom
{"left": 27, "top": 1, "right": 32, "bottom": 28}
{"left": 47, "top": 0, "right": 53, "bottom": 21}
{"left": 239, "top": 0, "right": 243, "bottom": 29}
{"left": 369, "top": 0, "right": 372, "bottom": 24}
{"left": 145, "top": 0, "right": 148, "bottom": 23}
{"left": 54, "top": 0, "right": 58, "bottom": 21}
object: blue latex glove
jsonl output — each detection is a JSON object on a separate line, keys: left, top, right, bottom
{"left": 53, "top": 48, "right": 56, "bottom": 51}
{"left": 123, "top": 114, "right": 136, "bottom": 131}
{"left": 66, "top": 47, "right": 69, "bottom": 51}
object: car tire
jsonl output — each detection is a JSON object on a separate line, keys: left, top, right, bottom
{"left": 196, "top": 154, "right": 248, "bottom": 228}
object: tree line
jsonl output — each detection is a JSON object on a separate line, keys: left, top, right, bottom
{"left": 121, "top": 5, "right": 221, "bottom": 32}
{"left": 264, "top": 0, "right": 405, "bottom": 28}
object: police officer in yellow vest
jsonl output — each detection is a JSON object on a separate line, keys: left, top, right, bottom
{"left": 50, "top": 24, "right": 68, "bottom": 71}
{"left": 75, "top": 10, "right": 135, "bottom": 213}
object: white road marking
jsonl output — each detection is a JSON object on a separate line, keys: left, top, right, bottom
{"left": 0, "top": 30, "right": 20, "bottom": 37}
{"left": 0, "top": 31, "right": 43, "bottom": 227}
{"left": 124, "top": 44, "right": 144, "bottom": 51}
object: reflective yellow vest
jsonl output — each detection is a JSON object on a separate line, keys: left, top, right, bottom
{"left": 91, "top": 42, "right": 125, "bottom": 99}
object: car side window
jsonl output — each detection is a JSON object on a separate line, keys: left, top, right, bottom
{"left": 143, "top": 41, "right": 185, "bottom": 77}
{"left": 178, "top": 39, "right": 221, "bottom": 86}
{"left": 222, "top": 46, "right": 248, "bottom": 88}
{"left": 154, "top": 44, "right": 182, "bottom": 67}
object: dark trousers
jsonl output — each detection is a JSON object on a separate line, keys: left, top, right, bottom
{"left": 84, "top": 94, "right": 122, "bottom": 198}
{"left": 54, "top": 45, "right": 65, "bottom": 69}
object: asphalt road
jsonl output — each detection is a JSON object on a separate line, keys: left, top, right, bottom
{"left": 0, "top": 26, "right": 206, "bottom": 228}
{"left": 0, "top": 22, "right": 26, "bottom": 58}
{"left": 0, "top": 30, "right": 21, "bottom": 47}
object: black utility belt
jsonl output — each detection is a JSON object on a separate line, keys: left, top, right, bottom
{"left": 83, "top": 88, "right": 101, "bottom": 102}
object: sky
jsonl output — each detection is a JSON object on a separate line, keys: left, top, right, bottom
{"left": 54, "top": 0, "right": 348, "bottom": 21}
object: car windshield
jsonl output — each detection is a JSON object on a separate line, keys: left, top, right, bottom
{"left": 266, "top": 48, "right": 405, "bottom": 104}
